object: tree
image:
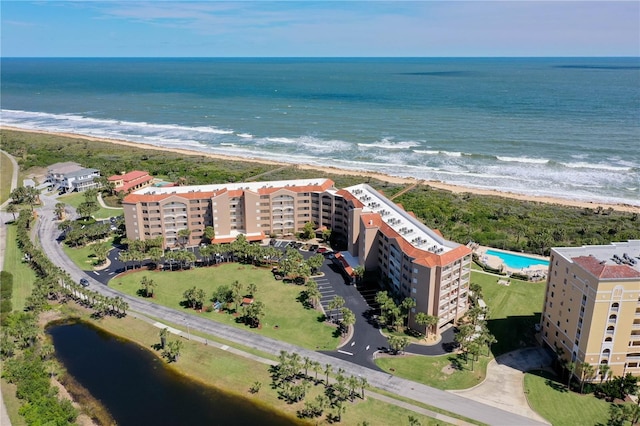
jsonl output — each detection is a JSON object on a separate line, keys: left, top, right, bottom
{"left": 415, "top": 312, "right": 438, "bottom": 338}
{"left": 177, "top": 228, "right": 191, "bottom": 248}
{"left": 359, "top": 376, "right": 368, "bottom": 399}
{"left": 165, "top": 340, "right": 183, "bottom": 362}
{"left": 203, "top": 226, "right": 215, "bottom": 243}
{"left": 54, "top": 202, "right": 66, "bottom": 220}
{"left": 6, "top": 203, "right": 18, "bottom": 221}
{"left": 140, "top": 276, "right": 157, "bottom": 298}
{"left": 306, "top": 254, "right": 324, "bottom": 275}
{"left": 305, "top": 280, "right": 321, "bottom": 309}
{"left": 91, "top": 242, "right": 111, "bottom": 265}
{"left": 246, "top": 283, "right": 258, "bottom": 298}
{"left": 353, "top": 265, "right": 365, "bottom": 283}
{"left": 580, "top": 362, "right": 596, "bottom": 394}
{"left": 388, "top": 335, "right": 410, "bottom": 354}
{"left": 324, "top": 363, "right": 332, "bottom": 386}
{"left": 159, "top": 327, "right": 169, "bottom": 349}
{"left": 566, "top": 361, "right": 576, "bottom": 388}
{"left": 328, "top": 295, "right": 345, "bottom": 322}
{"left": 340, "top": 307, "right": 356, "bottom": 336}
{"left": 231, "top": 280, "right": 243, "bottom": 311}
{"left": 599, "top": 363, "right": 611, "bottom": 383}
{"left": 77, "top": 200, "right": 99, "bottom": 219}
{"left": 321, "top": 228, "right": 332, "bottom": 243}
{"left": 244, "top": 301, "right": 265, "bottom": 327}
{"left": 301, "top": 221, "right": 316, "bottom": 240}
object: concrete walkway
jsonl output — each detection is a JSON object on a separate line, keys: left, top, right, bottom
{"left": 0, "top": 149, "right": 18, "bottom": 426}
{"left": 96, "top": 192, "right": 122, "bottom": 210}
{"left": 451, "top": 347, "right": 553, "bottom": 425}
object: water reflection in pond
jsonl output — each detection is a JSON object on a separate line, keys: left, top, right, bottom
{"left": 48, "top": 321, "right": 299, "bottom": 426}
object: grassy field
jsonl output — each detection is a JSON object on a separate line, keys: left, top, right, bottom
{"left": 3, "top": 223, "right": 37, "bottom": 312}
{"left": 524, "top": 369, "right": 610, "bottom": 426}
{"left": 472, "top": 272, "right": 546, "bottom": 355}
{"left": 62, "top": 237, "right": 114, "bottom": 270}
{"left": 110, "top": 263, "right": 341, "bottom": 351}
{"left": 58, "top": 191, "right": 122, "bottom": 220}
{"left": 1, "top": 151, "right": 14, "bottom": 205}
{"left": 376, "top": 353, "right": 491, "bottom": 390}
{"left": 50, "top": 304, "right": 450, "bottom": 426}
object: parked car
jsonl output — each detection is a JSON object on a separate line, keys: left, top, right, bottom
{"left": 79, "top": 278, "right": 90, "bottom": 287}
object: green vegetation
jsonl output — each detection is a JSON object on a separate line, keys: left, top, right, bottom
{"left": 1, "top": 151, "right": 14, "bottom": 204}
{"left": 395, "top": 185, "right": 640, "bottom": 255}
{"left": 376, "top": 354, "right": 491, "bottom": 390}
{"left": 58, "top": 191, "right": 121, "bottom": 220}
{"left": 62, "top": 237, "right": 114, "bottom": 270}
{"left": 110, "top": 264, "right": 340, "bottom": 350}
{"left": 472, "top": 273, "right": 545, "bottom": 355}
{"left": 524, "top": 369, "right": 610, "bottom": 426}
{"left": 0, "top": 271, "right": 14, "bottom": 324}
{"left": 3, "top": 224, "right": 36, "bottom": 313}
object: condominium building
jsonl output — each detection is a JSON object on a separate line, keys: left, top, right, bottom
{"left": 540, "top": 241, "right": 640, "bottom": 378}
{"left": 122, "top": 178, "right": 472, "bottom": 334}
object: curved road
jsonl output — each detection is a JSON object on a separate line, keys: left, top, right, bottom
{"left": 36, "top": 191, "right": 545, "bottom": 426}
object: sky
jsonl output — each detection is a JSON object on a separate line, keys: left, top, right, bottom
{"left": 1, "top": 1, "right": 639, "bottom": 57}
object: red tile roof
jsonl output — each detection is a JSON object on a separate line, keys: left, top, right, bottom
{"left": 108, "top": 170, "right": 149, "bottom": 182}
{"left": 572, "top": 256, "right": 640, "bottom": 279}
{"left": 109, "top": 170, "right": 153, "bottom": 193}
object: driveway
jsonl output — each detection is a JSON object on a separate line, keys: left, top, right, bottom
{"left": 451, "top": 347, "right": 553, "bottom": 424}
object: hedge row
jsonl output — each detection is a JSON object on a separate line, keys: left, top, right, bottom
{"left": 0, "top": 271, "right": 14, "bottom": 323}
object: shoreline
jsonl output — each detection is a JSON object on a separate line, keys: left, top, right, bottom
{"left": 2, "top": 125, "right": 638, "bottom": 213}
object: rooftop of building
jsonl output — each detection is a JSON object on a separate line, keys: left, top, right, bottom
{"left": 47, "top": 162, "right": 82, "bottom": 175}
{"left": 63, "top": 168, "right": 100, "bottom": 179}
{"left": 344, "top": 183, "right": 459, "bottom": 255}
{"left": 133, "top": 178, "right": 333, "bottom": 196}
{"left": 553, "top": 240, "right": 640, "bottom": 279}
{"left": 108, "top": 170, "right": 150, "bottom": 182}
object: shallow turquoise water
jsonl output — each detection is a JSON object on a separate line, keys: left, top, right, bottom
{"left": 485, "top": 249, "right": 549, "bottom": 269}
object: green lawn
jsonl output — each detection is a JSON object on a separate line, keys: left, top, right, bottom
{"left": 62, "top": 238, "right": 114, "bottom": 270}
{"left": 524, "top": 369, "right": 610, "bottom": 426}
{"left": 376, "top": 353, "right": 491, "bottom": 390}
{"left": 58, "top": 192, "right": 122, "bottom": 219}
{"left": 472, "top": 272, "right": 546, "bottom": 355}
{"left": 375, "top": 271, "right": 546, "bottom": 389}
{"left": 3, "top": 224, "right": 37, "bottom": 312}
{"left": 109, "top": 263, "right": 340, "bottom": 350}
{"left": 1, "top": 151, "right": 14, "bottom": 205}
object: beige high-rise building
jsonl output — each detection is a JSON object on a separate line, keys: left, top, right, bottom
{"left": 122, "top": 178, "right": 472, "bottom": 335}
{"left": 540, "top": 240, "right": 640, "bottom": 379}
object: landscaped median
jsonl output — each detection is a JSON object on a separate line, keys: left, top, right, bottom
{"left": 109, "top": 263, "right": 341, "bottom": 350}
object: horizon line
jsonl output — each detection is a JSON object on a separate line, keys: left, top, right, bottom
{"left": 2, "top": 55, "right": 640, "bottom": 60}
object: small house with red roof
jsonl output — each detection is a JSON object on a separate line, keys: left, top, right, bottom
{"left": 108, "top": 170, "right": 153, "bottom": 194}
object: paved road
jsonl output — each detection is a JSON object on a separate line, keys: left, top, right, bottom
{"left": 35, "top": 192, "right": 546, "bottom": 426}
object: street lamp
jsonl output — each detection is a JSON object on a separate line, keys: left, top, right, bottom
{"left": 185, "top": 320, "right": 191, "bottom": 340}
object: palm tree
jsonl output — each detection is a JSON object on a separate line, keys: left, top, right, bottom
{"left": 159, "top": 327, "right": 169, "bottom": 349}
{"left": 324, "top": 363, "right": 332, "bottom": 386}
{"left": 328, "top": 295, "right": 345, "bottom": 322}
{"left": 231, "top": 280, "right": 243, "bottom": 312}
{"left": 340, "top": 307, "right": 356, "bottom": 336}
{"left": 166, "top": 340, "right": 183, "bottom": 362}
{"left": 54, "top": 202, "right": 66, "bottom": 220}
{"left": 177, "top": 228, "right": 191, "bottom": 248}
{"left": 599, "top": 363, "right": 610, "bottom": 384}
{"left": 415, "top": 312, "right": 438, "bottom": 338}
{"left": 6, "top": 203, "right": 18, "bottom": 221}
{"left": 246, "top": 283, "right": 258, "bottom": 298}
{"left": 359, "top": 376, "right": 368, "bottom": 399}
{"left": 302, "top": 356, "right": 312, "bottom": 378}
{"left": 580, "top": 362, "right": 595, "bottom": 394}
{"left": 566, "top": 361, "right": 576, "bottom": 388}
{"left": 311, "top": 360, "right": 322, "bottom": 382}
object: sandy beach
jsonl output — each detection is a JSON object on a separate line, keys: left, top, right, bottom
{"left": 3, "top": 125, "right": 638, "bottom": 213}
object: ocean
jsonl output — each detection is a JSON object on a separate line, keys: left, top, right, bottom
{"left": 1, "top": 57, "right": 639, "bottom": 206}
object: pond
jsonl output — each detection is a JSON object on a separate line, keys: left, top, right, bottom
{"left": 47, "top": 320, "right": 300, "bottom": 426}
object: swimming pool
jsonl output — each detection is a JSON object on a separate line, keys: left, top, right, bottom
{"left": 485, "top": 249, "right": 550, "bottom": 269}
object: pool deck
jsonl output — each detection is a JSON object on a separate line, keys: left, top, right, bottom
{"left": 474, "top": 246, "right": 549, "bottom": 280}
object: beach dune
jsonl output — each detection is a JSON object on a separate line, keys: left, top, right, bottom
{"left": 2, "top": 125, "right": 638, "bottom": 214}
